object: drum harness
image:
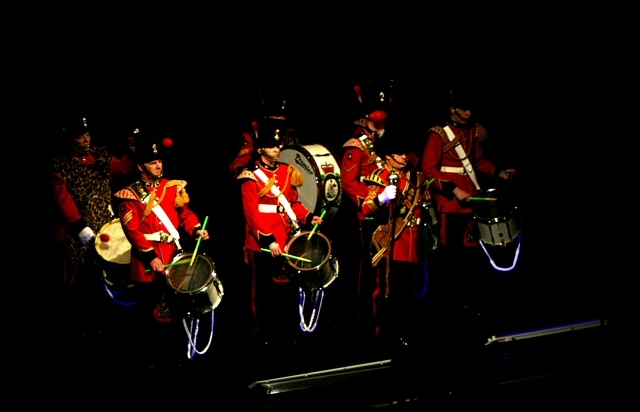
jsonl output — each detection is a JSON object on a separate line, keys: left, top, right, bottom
{"left": 253, "top": 167, "right": 325, "bottom": 332}
{"left": 441, "top": 126, "right": 521, "bottom": 272}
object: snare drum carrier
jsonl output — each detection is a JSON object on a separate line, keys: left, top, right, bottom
{"left": 134, "top": 184, "right": 223, "bottom": 358}
{"left": 253, "top": 164, "right": 339, "bottom": 333}
{"left": 441, "top": 126, "right": 522, "bottom": 271}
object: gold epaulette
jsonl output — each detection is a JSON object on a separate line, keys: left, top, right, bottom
{"left": 166, "top": 179, "right": 187, "bottom": 188}
{"left": 343, "top": 138, "right": 367, "bottom": 150}
{"left": 289, "top": 165, "right": 304, "bottom": 187}
{"left": 172, "top": 180, "right": 190, "bottom": 207}
{"left": 237, "top": 169, "right": 258, "bottom": 181}
{"left": 353, "top": 118, "right": 369, "bottom": 127}
{"left": 114, "top": 186, "right": 139, "bottom": 200}
{"left": 475, "top": 123, "right": 488, "bottom": 142}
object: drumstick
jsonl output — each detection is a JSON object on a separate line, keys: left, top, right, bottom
{"left": 188, "top": 215, "right": 209, "bottom": 268}
{"left": 307, "top": 209, "right": 327, "bottom": 240}
{"left": 470, "top": 197, "right": 498, "bottom": 201}
{"left": 145, "top": 260, "right": 190, "bottom": 272}
{"left": 260, "top": 249, "right": 312, "bottom": 262}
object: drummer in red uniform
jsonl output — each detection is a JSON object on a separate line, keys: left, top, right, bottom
{"left": 420, "top": 84, "right": 516, "bottom": 317}
{"left": 115, "top": 128, "right": 209, "bottom": 326}
{"left": 237, "top": 118, "right": 323, "bottom": 345}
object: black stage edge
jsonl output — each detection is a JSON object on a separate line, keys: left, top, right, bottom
{"left": 247, "top": 358, "right": 434, "bottom": 410}
{"left": 246, "top": 317, "right": 614, "bottom": 409}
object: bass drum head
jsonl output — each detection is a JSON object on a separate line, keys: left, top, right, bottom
{"left": 95, "top": 219, "right": 131, "bottom": 264}
{"left": 285, "top": 231, "right": 339, "bottom": 290}
{"left": 166, "top": 252, "right": 224, "bottom": 317}
{"left": 279, "top": 144, "right": 342, "bottom": 220}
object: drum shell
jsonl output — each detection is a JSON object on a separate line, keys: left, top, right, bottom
{"left": 278, "top": 144, "right": 342, "bottom": 220}
{"left": 473, "top": 188, "right": 521, "bottom": 247}
{"left": 285, "top": 231, "right": 339, "bottom": 290}
{"left": 166, "top": 252, "right": 224, "bottom": 317}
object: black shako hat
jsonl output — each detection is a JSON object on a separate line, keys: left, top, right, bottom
{"left": 374, "top": 129, "right": 409, "bottom": 156}
{"left": 60, "top": 115, "right": 90, "bottom": 140}
{"left": 254, "top": 118, "right": 285, "bottom": 149}
{"left": 131, "top": 128, "right": 174, "bottom": 164}
{"left": 449, "top": 83, "right": 476, "bottom": 110}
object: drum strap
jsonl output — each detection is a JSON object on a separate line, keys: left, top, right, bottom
{"left": 253, "top": 167, "right": 300, "bottom": 231}
{"left": 140, "top": 194, "right": 183, "bottom": 251}
{"left": 443, "top": 126, "right": 481, "bottom": 191}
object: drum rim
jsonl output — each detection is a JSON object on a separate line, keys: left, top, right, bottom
{"left": 166, "top": 252, "right": 216, "bottom": 293}
{"left": 285, "top": 230, "right": 332, "bottom": 271}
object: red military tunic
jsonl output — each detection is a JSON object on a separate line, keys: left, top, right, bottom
{"left": 362, "top": 165, "right": 426, "bottom": 263}
{"left": 421, "top": 120, "right": 498, "bottom": 246}
{"left": 238, "top": 161, "right": 312, "bottom": 258}
{"left": 341, "top": 124, "right": 384, "bottom": 221}
{"left": 115, "top": 178, "right": 201, "bottom": 283}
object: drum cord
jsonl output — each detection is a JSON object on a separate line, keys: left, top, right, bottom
{"left": 101, "top": 273, "right": 137, "bottom": 306}
{"left": 411, "top": 258, "right": 430, "bottom": 299}
{"left": 479, "top": 232, "right": 522, "bottom": 272}
{"left": 298, "top": 287, "right": 324, "bottom": 332}
{"left": 183, "top": 312, "right": 214, "bottom": 359}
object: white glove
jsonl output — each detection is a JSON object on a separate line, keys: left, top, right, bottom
{"left": 378, "top": 185, "right": 397, "bottom": 204}
{"left": 79, "top": 226, "right": 95, "bottom": 244}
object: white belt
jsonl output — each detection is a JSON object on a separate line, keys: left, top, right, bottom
{"left": 440, "top": 166, "right": 466, "bottom": 174}
{"left": 258, "top": 204, "right": 280, "bottom": 214}
{"left": 144, "top": 231, "right": 174, "bottom": 243}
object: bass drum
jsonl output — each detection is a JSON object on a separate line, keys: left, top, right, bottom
{"left": 279, "top": 144, "right": 342, "bottom": 221}
{"left": 166, "top": 252, "right": 224, "bottom": 318}
{"left": 472, "top": 188, "right": 521, "bottom": 247}
{"left": 285, "top": 231, "right": 339, "bottom": 290}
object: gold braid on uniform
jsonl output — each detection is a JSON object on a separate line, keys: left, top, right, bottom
{"left": 164, "top": 180, "right": 190, "bottom": 207}
{"left": 258, "top": 177, "right": 275, "bottom": 198}
{"left": 475, "top": 123, "right": 488, "bottom": 142}
{"left": 143, "top": 191, "right": 156, "bottom": 217}
{"left": 257, "top": 165, "right": 303, "bottom": 198}
{"left": 289, "top": 165, "right": 304, "bottom": 187}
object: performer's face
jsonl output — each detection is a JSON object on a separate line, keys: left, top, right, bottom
{"left": 452, "top": 106, "right": 472, "bottom": 123}
{"left": 259, "top": 146, "right": 280, "bottom": 163}
{"left": 71, "top": 132, "right": 91, "bottom": 154}
{"left": 139, "top": 159, "right": 163, "bottom": 180}
{"left": 386, "top": 153, "right": 407, "bottom": 170}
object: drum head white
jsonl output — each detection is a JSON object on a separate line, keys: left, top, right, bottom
{"left": 279, "top": 144, "right": 342, "bottom": 219}
{"left": 95, "top": 219, "right": 132, "bottom": 264}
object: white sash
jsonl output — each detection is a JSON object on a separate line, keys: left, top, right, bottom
{"left": 443, "top": 126, "right": 481, "bottom": 191}
{"left": 253, "top": 167, "right": 300, "bottom": 231}
{"left": 141, "top": 190, "right": 182, "bottom": 251}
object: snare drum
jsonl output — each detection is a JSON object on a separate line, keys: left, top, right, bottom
{"left": 285, "top": 231, "right": 339, "bottom": 290}
{"left": 472, "top": 188, "right": 521, "bottom": 247}
{"left": 166, "top": 252, "right": 224, "bottom": 317}
{"left": 279, "top": 144, "right": 342, "bottom": 220}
